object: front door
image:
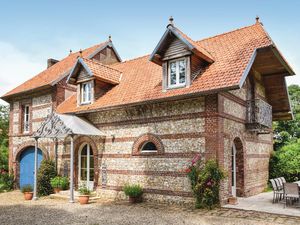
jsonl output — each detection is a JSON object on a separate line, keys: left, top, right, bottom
{"left": 78, "top": 144, "right": 94, "bottom": 190}
{"left": 20, "top": 147, "right": 43, "bottom": 188}
{"left": 231, "top": 143, "right": 237, "bottom": 197}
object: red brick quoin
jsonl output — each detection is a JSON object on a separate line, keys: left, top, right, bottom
{"left": 132, "top": 133, "right": 164, "bottom": 156}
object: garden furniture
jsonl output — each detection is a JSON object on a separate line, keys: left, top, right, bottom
{"left": 283, "top": 183, "right": 300, "bottom": 208}
{"left": 270, "top": 179, "right": 284, "bottom": 203}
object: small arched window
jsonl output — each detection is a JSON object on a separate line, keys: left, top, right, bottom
{"left": 132, "top": 133, "right": 164, "bottom": 156}
{"left": 141, "top": 142, "right": 157, "bottom": 152}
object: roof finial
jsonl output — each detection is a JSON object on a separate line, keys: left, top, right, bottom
{"left": 108, "top": 35, "right": 112, "bottom": 42}
{"left": 79, "top": 49, "right": 83, "bottom": 57}
{"left": 255, "top": 16, "right": 260, "bottom": 24}
{"left": 69, "top": 49, "right": 72, "bottom": 55}
{"left": 169, "top": 16, "right": 174, "bottom": 26}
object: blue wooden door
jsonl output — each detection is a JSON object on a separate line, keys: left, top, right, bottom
{"left": 19, "top": 147, "right": 43, "bottom": 188}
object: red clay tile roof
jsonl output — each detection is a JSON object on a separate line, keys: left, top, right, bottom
{"left": 2, "top": 41, "right": 109, "bottom": 98}
{"left": 80, "top": 58, "right": 121, "bottom": 84}
{"left": 57, "top": 22, "right": 275, "bottom": 114}
{"left": 172, "top": 26, "right": 214, "bottom": 62}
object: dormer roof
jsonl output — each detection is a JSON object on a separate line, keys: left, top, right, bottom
{"left": 67, "top": 58, "right": 122, "bottom": 85}
{"left": 149, "top": 24, "right": 214, "bottom": 65}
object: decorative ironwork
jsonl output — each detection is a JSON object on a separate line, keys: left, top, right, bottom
{"left": 33, "top": 113, "right": 73, "bottom": 138}
{"left": 246, "top": 99, "right": 272, "bottom": 133}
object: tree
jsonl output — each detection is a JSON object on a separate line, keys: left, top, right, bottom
{"left": 273, "top": 85, "right": 300, "bottom": 150}
{"left": 0, "top": 105, "right": 9, "bottom": 171}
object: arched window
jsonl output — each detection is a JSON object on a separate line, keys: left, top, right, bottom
{"left": 141, "top": 142, "right": 157, "bottom": 152}
{"left": 79, "top": 144, "right": 94, "bottom": 189}
{"left": 132, "top": 133, "right": 164, "bottom": 156}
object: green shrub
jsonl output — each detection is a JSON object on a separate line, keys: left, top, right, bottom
{"left": 50, "top": 176, "right": 69, "bottom": 190}
{"left": 78, "top": 184, "right": 91, "bottom": 195}
{"left": 186, "top": 156, "right": 225, "bottom": 209}
{"left": 37, "top": 160, "right": 57, "bottom": 196}
{"left": 0, "top": 171, "right": 14, "bottom": 192}
{"left": 269, "top": 139, "right": 300, "bottom": 182}
{"left": 21, "top": 184, "right": 33, "bottom": 193}
{"left": 123, "top": 184, "right": 143, "bottom": 198}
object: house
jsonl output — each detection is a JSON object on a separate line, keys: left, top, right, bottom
{"left": 1, "top": 17, "right": 295, "bottom": 204}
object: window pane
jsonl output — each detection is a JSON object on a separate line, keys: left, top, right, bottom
{"left": 179, "top": 60, "right": 186, "bottom": 84}
{"left": 170, "top": 62, "right": 177, "bottom": 85}
{"left": 81, "top": 168, "right": 87, "bottom": 180}
{"left": 81, "top": 156, "right": 87, "bottom": 169}
{"left": 90, "top": 169, "right": 94, "bottom": 180}
{"left": 142, "top": 142, "right": 157, "bottom": 151}
{"left": 90, "top": 156, "right": 94, "bottom": 168}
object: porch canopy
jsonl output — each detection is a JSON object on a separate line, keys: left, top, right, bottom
{"left": 32, "top": 113, "right": 104, "bottom": 202}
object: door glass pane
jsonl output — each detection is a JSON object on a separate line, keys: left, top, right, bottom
{"left": 179, "top": 60, "right": 186, "bottom": 84}
{"left": 81, "top": 168, "right": 87, "bottom": 181}
{"left": 90, "top": 156, "right": 94, "bottom": 168}
{"left": 170, "top": 62, "right": 176, "bottom": 85}
{"left": 90, "top": 169, "right": 94, "bottom": 180}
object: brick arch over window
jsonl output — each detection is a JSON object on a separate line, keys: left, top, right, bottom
{"left": 233, "top": 137, "right": 245, "bottom": 197}
{"left": 132, "top": 133, "right": 164, "bottom": 156}
{"left": 74, "top": 136, "right": 99, "bottom": 189}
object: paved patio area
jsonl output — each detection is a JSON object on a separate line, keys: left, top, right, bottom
{"left": 1, "top": 191, "right": 300, "bottom": 225}
{"left": 224, "top": 191, "right": 300, "bottom": 217}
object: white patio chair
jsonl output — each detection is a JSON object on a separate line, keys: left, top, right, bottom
{"left": 280, "top": 177, "right": 286, "bottom": 184}
{"left": 274, "top": 178, "right": 284, "bottom": 191}
{"left": 270, "top": 179, "right": 283, "bottom": 203}
{"left": 283, "top": 183, "right": 300, "bottom": 208}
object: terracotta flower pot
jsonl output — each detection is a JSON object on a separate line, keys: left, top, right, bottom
{"left": 54, "top": 188, "right": 61, "bottom": 194}
{"left": 79, "top": 195, "right": 90, "bottom": 204}
{"left": 228, "top": 196, "right": 238, "bottom": 205}
{"left": 24, "top": 192, "right": 33, "bottom": 200}
{"left": 129, "top": 196, "right": 142, "bottom": 204}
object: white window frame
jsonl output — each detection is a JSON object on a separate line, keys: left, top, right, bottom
{"left": 168, "top": 57, "right": 187, "bottom": 89}
{"left": 81, "top": 81, "right": 92, "bottom": 104}
{"left": 23, "top": 105, "right": 30, "bottom": 133}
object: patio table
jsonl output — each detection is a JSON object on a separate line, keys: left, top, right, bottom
{"left": 294, "top": 181, "right": 300, "bottom": 186}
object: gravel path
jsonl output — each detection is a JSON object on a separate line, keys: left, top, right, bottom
{"left": 0, "top": 191, "right": 299, "bottom": 225}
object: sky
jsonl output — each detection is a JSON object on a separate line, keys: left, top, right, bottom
{"left": 0, "top": 0, "right": 299, "bottom": 104}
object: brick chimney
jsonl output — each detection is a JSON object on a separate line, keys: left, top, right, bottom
{"left": 47, "top": 58, "right": 59, "bottom": 68}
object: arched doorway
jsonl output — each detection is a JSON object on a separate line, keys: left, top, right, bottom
{"left": 19, "top": 147, "right": 43, "bottom": 188}
{"left": 78, "top": 143, "right": 94, "bottom": 190}
{"left": 231, "top": 137, "right": 244, "bottom": 197}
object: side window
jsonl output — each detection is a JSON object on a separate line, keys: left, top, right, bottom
{"left": 23, "top": 105, "right": 30, "bottom": 133}
{"left": 168, "top": 58, "right": 186, "bottom": 88}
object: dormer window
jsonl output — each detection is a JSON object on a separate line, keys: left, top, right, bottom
{"left": 168, "top": 58, "right": 186, "bottom": 88}
{"left": 81, "top": 81, "right": 92, "bottom": 104}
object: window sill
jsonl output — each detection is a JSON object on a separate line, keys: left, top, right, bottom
{"left": 166, "top": 84, "right": 187, "bottom": 90}
{"left": 80, "top": 102, "right": 92, "bottom": 106}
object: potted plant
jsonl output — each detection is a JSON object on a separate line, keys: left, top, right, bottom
{"left": 21, "top": 184, "right": 33, "bottom": 200}
{"left": 50, "top": 176, "right": 69, "bottom": 193}
{"left": 50, "top": 176, "right": 62, "bottom": 193}
{"left": 123, "top": 184, "right": 143, "bottom": 203}
{"left": 78, "top": 184, "right": 91, "bottom": 204}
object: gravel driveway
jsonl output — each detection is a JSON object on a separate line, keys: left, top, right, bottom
{"left": 0, "top": 191, "right": 299, "bottom": 225}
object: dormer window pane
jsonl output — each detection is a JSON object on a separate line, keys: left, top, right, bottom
{"left": 170, "top": 62, "right": 177, "bottom": 85}
{"left": 81, "top": 82, "right": 92, "bottom": 104}
{"left": 179, "top": 60, "right": 186, "bottom": 84}
{"left": 168, "top": 58, "right": 186, "bottom": 88}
